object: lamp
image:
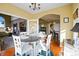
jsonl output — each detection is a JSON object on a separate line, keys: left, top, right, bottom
{"left": 71, "top": 23, "right": 79, "bottom": 32}
{"left": 71, "top": 23, "right": 79, "bottom": 47}
{"left": 41, "top": 24, "right": 44, "bottom": 27}
{"left": 29, "top": 3, "right": 40, "bottom": 11}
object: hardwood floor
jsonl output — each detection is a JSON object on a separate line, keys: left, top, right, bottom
{"left": 0, "top": 47, "right": 15, "bottom": 56}
{"left": 50, "top": 40, "right": 62, "bottom": 56}
{"left": 0, "top": 39, "right": 62, "bottom": 56}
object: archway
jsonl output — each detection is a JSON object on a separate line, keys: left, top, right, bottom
{"left": 38, "top": 14, "right": 60, "bottom": 46}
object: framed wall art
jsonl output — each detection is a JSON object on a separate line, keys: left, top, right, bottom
{"left": 63, "top": 17, "right": 69, "bottom": 23}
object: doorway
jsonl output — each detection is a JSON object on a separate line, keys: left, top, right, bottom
{"left": 39, "top": 14, "right": 60, "bottom": 46}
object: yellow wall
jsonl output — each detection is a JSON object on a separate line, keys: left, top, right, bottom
{"left": 0, "top": 3, "right": 33, "bottom": 19}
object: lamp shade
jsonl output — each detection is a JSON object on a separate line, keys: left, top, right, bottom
{"left": 41, "top": 24, "right": 44, "bottom": 27}
{"left": 71, "top": 23, "right": 79, "bottom": 32}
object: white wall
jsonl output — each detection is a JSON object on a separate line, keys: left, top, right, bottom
{"left": 46, "top": 23, "right": 51, "bottom": 35}
{"left": 11, "top": 16, "right": 18, "bottom": 21}
{"left": 54, "top": 23, "right": 60, "bottom": 31}
{"left": 54, "top": 23, "right": 60, "bottom": 40}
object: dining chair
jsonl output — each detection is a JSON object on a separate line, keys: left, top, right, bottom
{"left": 20, "top": 32, "right": 29, "bottom": 40}
{"left": 12, "top": 35, "right": 32, "bottom": 56}
{"left": 38, "top": 34, "right": 52, "bottom": 56}
{"left": 20, "top": 32, "right": 29, "bottom": 45}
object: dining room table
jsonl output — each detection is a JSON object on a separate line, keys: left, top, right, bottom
{"left": 21, "top": 35, "right": 41, "bottom": 56}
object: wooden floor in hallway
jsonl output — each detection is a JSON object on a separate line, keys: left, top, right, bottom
{"left": 50, "top": 40, "right": 62, "bottom": 56}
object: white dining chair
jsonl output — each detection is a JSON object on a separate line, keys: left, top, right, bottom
{"left": 20, "top": 32, "right": 29, "bottom": 40}
{"left": 38, "top": 34, "right": 52, "bottom": 56}
{"left": 12, "top": 35, "right": 32, "bottom": 56}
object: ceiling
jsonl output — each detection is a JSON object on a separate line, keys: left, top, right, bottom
{"left": 11, "top": 3, "right": 69, "bottom": 14}
{"left": 40, "top": 14, "right": 60, "bottom": 23}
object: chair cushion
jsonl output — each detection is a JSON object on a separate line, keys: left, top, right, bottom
{"left": 48, "top": 50, "right": 54, "bottom": 56}
{"left": 40, "top": 50, "right": 46, "bottom": 56}
{"left": 40, "top": 50, "right": 54, "bottom": 56}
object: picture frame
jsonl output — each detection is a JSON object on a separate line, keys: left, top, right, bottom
{"left": 63, "top": 17, "right": 69, "bottom": 23}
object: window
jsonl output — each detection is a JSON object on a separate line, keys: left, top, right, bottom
{"left": 0, "top": 16, "right": 5, "bottom": 28}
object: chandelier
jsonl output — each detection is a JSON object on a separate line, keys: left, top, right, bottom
{"left": 29, "top": 3, "right": 40, "bottom": 11}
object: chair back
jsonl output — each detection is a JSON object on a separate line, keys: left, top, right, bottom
{"left": 20, "top": 32, "right": 29, "bottom": 40}
{"left": 12, "top": 35, "right": 22, "bottom": 56}
{"left": 46, "top": 34, "right": 52, "bottom": 49}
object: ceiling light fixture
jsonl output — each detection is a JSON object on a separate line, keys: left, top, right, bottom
{"left": 29, "top": 3, "right": 40, "bottom": 11}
